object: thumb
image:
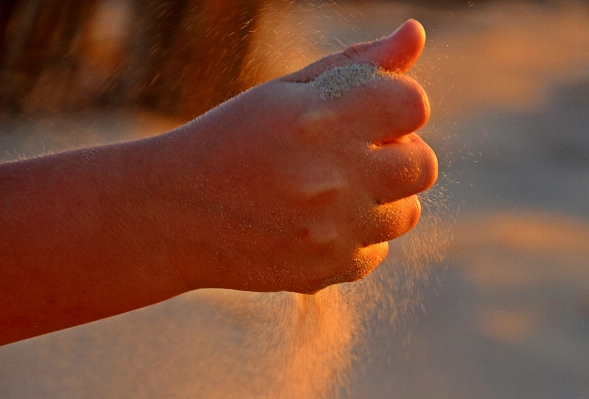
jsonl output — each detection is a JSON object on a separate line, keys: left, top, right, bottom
{"left": 284, "top": 19, "right": 426, "bottom": 83}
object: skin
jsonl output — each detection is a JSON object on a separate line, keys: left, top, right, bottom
{"left": 0, "top": 19, "right": 437, "bottom": 345}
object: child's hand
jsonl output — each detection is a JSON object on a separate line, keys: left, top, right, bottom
{"left": 168, "top": 19, "right": 437, "bottom": 293}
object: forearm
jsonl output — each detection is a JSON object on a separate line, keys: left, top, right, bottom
{"left": 0, "top": 135, "right": 193, "bottom": 344}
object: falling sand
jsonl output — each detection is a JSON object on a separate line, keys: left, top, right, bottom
{"left": 135, "top": 64, "right": 453, "bottom": 399}
{"left": 186, "top": 64, "right": 454, "bottom": 398}
{"left": 206, "top": 64, "right": 455, "bottom": 398}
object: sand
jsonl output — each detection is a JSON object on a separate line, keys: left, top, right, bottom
{"left": 311, "top": 63, "right": 395, "bottom": 99}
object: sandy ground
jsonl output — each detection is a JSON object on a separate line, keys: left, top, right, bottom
{"left": 2, "top": 1, "right": 589, "bottom": 398}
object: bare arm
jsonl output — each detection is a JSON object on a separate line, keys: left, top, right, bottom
{"left": 0, "top": 19, "right": 437, "bottom": 345}
{"left": 0, "top": 137, "right": 196, "bottom": 343}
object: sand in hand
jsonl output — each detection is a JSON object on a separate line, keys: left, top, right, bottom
{"left": 311, "top": 63, "right": 397, "bottom": 99}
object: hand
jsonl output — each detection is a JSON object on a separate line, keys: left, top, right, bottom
{"left": 163, "top": 19, "right": 437, "bottom": 293}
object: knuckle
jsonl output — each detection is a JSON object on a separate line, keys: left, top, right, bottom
{"left": 371, "top": 198, "right": 421, "bottom": 240}
{"left": 384, "top": 135, "right": 438, "bottom": 194}
{"left": 412, "top": 137, "right": 438, "bottom": 190}
{"left": 384, "top": 77, "right": 430, "bottom": 133}
{"left": 392, "top": 155, "right": 423, "bottom": 189}
{"left": 421, "top": 145, "right": 438, "bottom": 189}
{"left": 401, "top": 79, "right": 430, "bottom": 129}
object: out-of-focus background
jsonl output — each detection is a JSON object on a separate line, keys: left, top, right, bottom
{"left": 1, "top": 1, "right": 589, "bottom": 398}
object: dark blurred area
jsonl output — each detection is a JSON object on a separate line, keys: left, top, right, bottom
{"left": 0, "top": 0, "right": 556, "bottom": 120}
{"left": 0, "top": 0, "right": 263, "bottom": 119}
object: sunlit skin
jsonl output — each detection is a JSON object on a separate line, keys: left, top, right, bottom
{"left": 0, "top": 19, "right": 437, "bottom": 345}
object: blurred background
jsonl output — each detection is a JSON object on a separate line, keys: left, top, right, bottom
{"left": 1, "top": 1, "right": 589, "bottom": 398}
